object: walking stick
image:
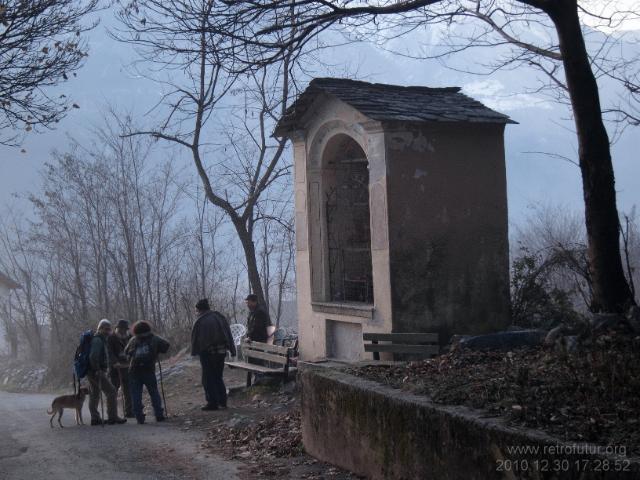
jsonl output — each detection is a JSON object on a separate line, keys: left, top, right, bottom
{"left": 157, "top": 359, "right": 168, "bottom": 417}
{"left": 98, "top": 373, "right": 105, "bottom": 427}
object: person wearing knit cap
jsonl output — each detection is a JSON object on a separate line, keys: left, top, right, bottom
{"left": 125, "top": 321, "right": 170, "bottom": 424}
{"left": 87, "top": 319, "right": 127, "bottom": 425}
{"left": 191, "top": 298, "right": 236, "bottom": 411}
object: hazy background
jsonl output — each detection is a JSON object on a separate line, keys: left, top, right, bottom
{"left": 0, "top": 7, "right": 638, "bottom": 227}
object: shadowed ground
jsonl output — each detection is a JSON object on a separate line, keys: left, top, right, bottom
{"left": 0, "top": 390, "right": 240, "bottom": 480}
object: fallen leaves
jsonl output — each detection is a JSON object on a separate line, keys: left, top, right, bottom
{"left": 349, "top": 333, "right": 640, "bottom": 454}
{"left": 204, "top": 410, "right": 304, "bottom": 460}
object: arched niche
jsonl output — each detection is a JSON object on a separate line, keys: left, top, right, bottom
{"left": 307, "top": 130, "right": 374, "bottom": 304}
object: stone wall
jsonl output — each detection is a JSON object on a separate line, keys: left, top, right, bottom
{"left": 300, "top": 366, "right": 637, "bottom": 479}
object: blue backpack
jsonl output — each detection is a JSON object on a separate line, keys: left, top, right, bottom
{"left": 73, "top": 330, "right": 94, "bottom": 379}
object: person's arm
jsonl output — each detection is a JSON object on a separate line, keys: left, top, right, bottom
{"left": 156, "top": 336, "right": 171, "bottom": 355}
{"left": 124, "top": 337, "right": 136, "bottom": 358}
{"left": 258, "top": 310, "right": 270, "bottom": 340}
{"left": 190, "top": 318, "right": 200, "bottom": 356}
{"left": 245, "top": 314, "right": 254, "bottom": 341}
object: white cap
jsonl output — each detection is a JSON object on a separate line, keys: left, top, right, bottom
{"left": 97, "top": 318, "right": 112, "bottom": 330}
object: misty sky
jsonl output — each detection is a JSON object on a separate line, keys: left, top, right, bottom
{"left": 0, "top": 8, "right": 638, "bottom": 232}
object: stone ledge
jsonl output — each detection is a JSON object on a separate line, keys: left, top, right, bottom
{"left": 300, "top": 365, "right": 639, "bottom": 480}
{"left": 311, "top": 301, "right": 374, "bottom": 319}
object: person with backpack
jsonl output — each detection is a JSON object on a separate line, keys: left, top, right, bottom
{"left": 125, "top": 320, "right": 170, "bottom": 424}
{"left": 107, "top": 319, "right": 133, "bottom": 418}
{"left": 191, "top": 298, "right": 236, "bottom": 411}
{"left": 87, "top": 319, "right": 127, "bottom": 426}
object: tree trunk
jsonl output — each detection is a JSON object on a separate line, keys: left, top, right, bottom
{"left": 233, "top": 219, "right": 267, "bottom": 307}
{"left": 9, "top": 336, "right": 18, "bottom": 359}
{"left": 546, "top": 0, "right": 635, "bottom": 313}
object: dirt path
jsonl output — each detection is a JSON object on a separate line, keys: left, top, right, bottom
{"left": 0, "top": 390, "right": 241, "bottom": 480}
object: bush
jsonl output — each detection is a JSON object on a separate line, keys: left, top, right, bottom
{"left": 511, "top": 248, "right": 583, "bottom": 329}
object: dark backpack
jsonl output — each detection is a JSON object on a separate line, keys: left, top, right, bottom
{"left": 73, "top": 330, "right": 94, "bottom": 379}
{"left": 130, "top": 336, "right": 154, "bottom": 370}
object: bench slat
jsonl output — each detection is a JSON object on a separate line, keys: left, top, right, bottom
{"left": 241, "top": 339, "right": 291, "bottom": 355}
{"left": 364, "top": 344, "right": 440, "bottom": 355}
{"left": 224, "top": 361, "right": 283, "bottom": 374}
{"left": 363, "top": 333, "right": 439, "bottom": 343}
{"left": 243, "top": 349, "right": 289, "bottom": 365}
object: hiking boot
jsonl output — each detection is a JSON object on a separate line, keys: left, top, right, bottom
{"left": 107, "top": 417, "right": 127, "bottom": 425}
{"left": 156, "top": 416, "right": 166, "bottom": 422}
{"left": 91, "top": 418, "right": 105, "bottom": 426}
{"left": 200, "top": 404, "right": 218, "bottom": 411}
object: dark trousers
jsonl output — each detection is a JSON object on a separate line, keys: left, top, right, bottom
{"left": 87, "top": 370, "right": 117, "bottom": 421}
{"left": 110, "top": 367, "right": 133, "bottom": 417}
{"left": 199, "top": 352, "right": 227, "bottom": 408}
{"left": 129, "top": 370, "right": 164, "bottom": 420}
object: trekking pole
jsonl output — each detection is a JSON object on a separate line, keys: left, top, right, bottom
{"left": 98, "top": 373, "right": 105, "bottom": 428}
{"left": 117, "top": 367, "right": 125, "bottom": 417}
{"left": 73, "top": 372, "right": 77, "bottom": 395}
{"left": 157, "top": 359, "right": 168, "bottom": 417}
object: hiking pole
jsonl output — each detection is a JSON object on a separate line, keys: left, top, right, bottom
{"left": 98, "top": 374, "right": 105, "bottom": 428}
{"left": 157, "top": 359, "right": 168, "bottom": 417}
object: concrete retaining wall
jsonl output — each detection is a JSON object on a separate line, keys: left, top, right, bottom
{"left": 300, "top": 366, "right": 638, "bottom": 479}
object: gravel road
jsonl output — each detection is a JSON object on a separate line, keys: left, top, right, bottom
{"left": 0, "top": 390, "right": 240, "bottom": 480}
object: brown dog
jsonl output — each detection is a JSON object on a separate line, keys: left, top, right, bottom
{"left": 47, "top": 387, "right": 90, "bottom": 428}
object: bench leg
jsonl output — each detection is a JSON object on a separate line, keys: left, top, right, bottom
{"left": 373, "top": 340, "right": 380, "bottom": 361}
{"left": 246, "top": 371, "right": 252, "bottom": 387}
{"left": 283, "top": 352, "right": 290, "bottom": 385}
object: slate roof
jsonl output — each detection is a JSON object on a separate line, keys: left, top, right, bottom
{"left": 275, "top": 78, "right": 515, "bottom": 136}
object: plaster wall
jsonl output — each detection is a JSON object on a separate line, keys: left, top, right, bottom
{"left": 293, "top": 97, "right": 393, "bottom": 361}
{"left": 384, "top": 122, "right": 510, "bottom": 340}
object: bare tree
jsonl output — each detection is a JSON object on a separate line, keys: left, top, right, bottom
{"left": 114, "top": 1, "right": 295, "bottom": 307}
{"left": 0, "top": 289, "right": 19, "bottom": 358}
{"left": 0, "top": 214, "right": 45, "bottom": 362}
{"left": 214, "top": 0, "right": 638, "bottom": 314}
{"left": 0, "top": 0, "right": 98, "bottom": 145}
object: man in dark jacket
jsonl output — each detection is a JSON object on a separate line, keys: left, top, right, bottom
{"left": 245, "top": 294, "right": 271, "bottom": 343}
{"left": 191, "top": 298, "right": 236, "bottom": 411}
{"left": 108, "top": 319, "right": 133, "bottom": 418}
{"left": 87, "top": 319, "right": 127, "bottom": 426}
{"left": 125, "top": 321, "right": 170, "bottom": 424}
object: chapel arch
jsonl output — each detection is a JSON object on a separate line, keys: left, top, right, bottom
{"left": 312, "top": 133, "right": 374, "bottom": 304}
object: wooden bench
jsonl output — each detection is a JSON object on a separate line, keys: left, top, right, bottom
{"left": 363, "top": 332, "right": 440, "bottom": 360}
{"left": 225, "top": 339, "right": 295, "bottom": 386}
